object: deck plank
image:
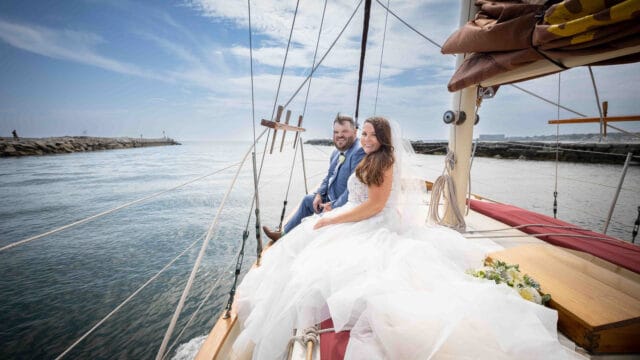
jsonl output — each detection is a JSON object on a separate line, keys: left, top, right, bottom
{"left": 487, "top": 244, "right": 640, "bottom": 354}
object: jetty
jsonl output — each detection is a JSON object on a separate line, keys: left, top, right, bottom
{"left": 411, "top": 141, "right": 640, "bottom": 164}
{"left": 305, "top": 139, "right": 640, "bottom": 165}
{"left": 0, "top": 136, "right": 181, "bottom": 157}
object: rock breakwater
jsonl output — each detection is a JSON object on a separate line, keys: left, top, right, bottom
{"left": 0, "top": 136, "right": 181, "bottom": 157}
{"left": 410, "top": 141, "right": 640, "bottom": 164}
{"left": 305, "top": 139, "right": 640, "bottom": 165}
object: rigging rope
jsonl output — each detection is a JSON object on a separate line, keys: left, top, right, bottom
{"left": 278, "top": 0, "right": 329, "bottom": 231}
{"left": 373, "top": 0, "right": 390, "bottom": 115}
{"left": 375, "top": 0, "right": 586, "bottom": 117}
{"left": 164, "top": 258, "right": 239, "bottom": 359}
{"left": 354, "top": 0, "right": 373, "bottom": 128}
{"left": 299, "top": 137, "right": 310, "bottom": 194}
{"left": 464, "top": 223, "right": 596, "bottom": 234}
{"left": 246, "top": 0, "right": 264, "bottom": 272}
{"left": 155, "top": 131, "right": 265, "bottom": 360}
{"left": 373, "top": 0, "right": 441, "bottom": 49}
{"left": 605, "top": 123, "right": 640, "bottom": 140}
{"left": 301, "top": 0, "right": 328, "bottom": 120}
{"left": 588, "top": 66, "right": 605, "bottom": 142}
{"left": 553, "top": 73, "right": 560, "bottom": 219}
{"left": 464, "top": 232, "right": 619, "bottom": 242}
{"left": 282, "top": 0, "right": 364, "bottom": 109}
{"left": 55, "top": 231, "right": 206, "bottom": 360}
{"left": 509, "top": 84, "right": 586, "bottom": 118}
{"left": 269, "top": 0, "right": 301, "bottom": 121}
{"left": 633, "top": 207, "right": 639, "bottom": 244}
{"left": 224, "top": 228, "right": 249, "bottom": 319}
{"left": 226, "top": 2, "right": 368, "bottom": 295}
{"left": 466, "top": 137, "right": 479, "bottom": 216}
{"left": 0, "top": 163, "right": 240, "bottom": 253}
{"left": 603, "top": 152, "right": 633, "bottom": 235}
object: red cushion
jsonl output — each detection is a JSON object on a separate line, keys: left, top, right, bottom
{"left": 469, "top": 199, "right": 640, "bottom": 274}
{"left": 319, "top": 319, "right": 349, "bottom": 360}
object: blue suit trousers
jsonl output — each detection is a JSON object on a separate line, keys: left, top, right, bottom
{"left": 284, "top": 193, "right": 325, "bottom": 233}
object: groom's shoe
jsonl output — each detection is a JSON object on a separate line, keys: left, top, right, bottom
{"left": 263, "top": 226, "right": 283, "bottom": 242}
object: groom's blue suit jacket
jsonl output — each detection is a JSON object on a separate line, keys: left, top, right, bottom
{"left": 316, "top": 140, "right": 366, "bottom": 209}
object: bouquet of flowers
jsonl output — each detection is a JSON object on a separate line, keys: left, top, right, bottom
{"left": 466, "top": 260, "right": 551, "bottom": 305}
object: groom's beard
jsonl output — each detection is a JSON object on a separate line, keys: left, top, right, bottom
{"left": 334, "top": 135, "right": 355, "bottom": 151}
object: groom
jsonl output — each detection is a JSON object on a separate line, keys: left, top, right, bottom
{"left": 263, "top": 114, "right": 366, "bottom": 241}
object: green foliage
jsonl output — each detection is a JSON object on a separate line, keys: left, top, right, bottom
{"left": 467, "top": 260, "right": 551, "bottom": 305}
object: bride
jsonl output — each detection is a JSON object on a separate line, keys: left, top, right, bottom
{"left": 233, "top": 117, "right": 579, "bottom": 359}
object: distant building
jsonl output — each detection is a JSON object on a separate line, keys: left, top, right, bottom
{"left": 479, "top": 134, "right": 505, "bottom": 141}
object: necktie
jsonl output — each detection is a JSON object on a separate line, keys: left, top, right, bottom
{"left": 335, "top": 152, "right": 346, "bottom": 176}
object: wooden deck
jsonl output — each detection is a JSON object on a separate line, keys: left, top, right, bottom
{"left": 487, "top": 244, "right": 640, "bottom": 354}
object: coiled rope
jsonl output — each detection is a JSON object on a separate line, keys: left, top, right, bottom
{"left": 429, "top": 151, "right": 466, "bottom": 231}
{"left": 286, "top": 325, "right": 336, "bottom": 359}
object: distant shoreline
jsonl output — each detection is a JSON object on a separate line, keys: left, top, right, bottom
{"left": 0, "top": 136, "right": 181, "bottom": 157}
{"left": 305, "top": 139, "right": 640, "bottom": 165}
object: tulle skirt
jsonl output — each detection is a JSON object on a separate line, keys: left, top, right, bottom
{"left": 232, "top": 205, "right": 578, "bottom": 359}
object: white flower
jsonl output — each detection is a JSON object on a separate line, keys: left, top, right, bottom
{"left": 518, "top": 287, "right": 542, "bottom": 304}
{"left": 506, "top": 268, "right": 522, "bottom": 286}
{"left": 468, "top": 261, "right": 549, "bottom": 305}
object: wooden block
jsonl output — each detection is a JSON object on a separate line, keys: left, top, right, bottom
{"left": 487, "top": 243, "right": 640, "bottom": 354}
{"left": 269, "top": 105, "right": 284, "bottom": 154}
{"left": 280, "top": 110, "right": 291, "bottom": 152}
{"left": 260, "top": 119, "right": 306, "bottom": 133}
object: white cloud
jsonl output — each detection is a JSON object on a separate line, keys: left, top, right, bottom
{"left": 2, "top": 0, "right": 638, "bottom": 140}
{"left": 0, "top": 19, "right": 158, "bottom": 80}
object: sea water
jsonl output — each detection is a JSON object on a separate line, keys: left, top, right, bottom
{"left": 0, "top": 142, "right": 638, "bottom": 359}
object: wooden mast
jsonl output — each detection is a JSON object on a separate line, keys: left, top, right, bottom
{"left": 444, "top": 0, "right": 478, "bottom": 228}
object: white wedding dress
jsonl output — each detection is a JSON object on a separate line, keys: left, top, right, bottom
{"left": 233, "top": 124, "right": 580, "bottom": 359}
{"left": 233, "top": 172, "right": 579, "bottom": 359}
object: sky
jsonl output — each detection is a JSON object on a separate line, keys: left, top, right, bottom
{"left": 1, "top": 0, "right": 639, "bottom": 141}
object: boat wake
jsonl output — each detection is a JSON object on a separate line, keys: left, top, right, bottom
{"left": 170, "top": 335, "right": 207, "bottom": 360}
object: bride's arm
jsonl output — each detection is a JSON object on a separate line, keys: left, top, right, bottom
{"left": 313, "top": 167, "right": 393, "bottom": 229}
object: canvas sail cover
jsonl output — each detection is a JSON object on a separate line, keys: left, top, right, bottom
{"left": 442, "top": 0, "right": 640, "bottom": 92}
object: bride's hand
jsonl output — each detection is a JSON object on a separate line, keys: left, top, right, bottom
{"left": 313, "top": 217, "right": 333, "bottom": 230}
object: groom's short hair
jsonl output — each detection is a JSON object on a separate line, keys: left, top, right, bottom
{"left": 334, "top": 114, "right": 355, "bottom": 128}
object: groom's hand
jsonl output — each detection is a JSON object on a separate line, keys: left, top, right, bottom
{"left": 321, "top": 202, "right": 333, "bottom": 212}
{"left": 313, "top": 194, "right": 323, "bottom": 213}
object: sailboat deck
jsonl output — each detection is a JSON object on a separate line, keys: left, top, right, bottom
{"left": 464, "top": 204, "right": 640, "bottom": 355}
{"left": 195, "top": 200, "right": 640, "bottom": 359}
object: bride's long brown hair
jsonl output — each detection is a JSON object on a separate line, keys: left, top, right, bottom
{"left": 355, "top": 117, "right": 394, "bottom": 186}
